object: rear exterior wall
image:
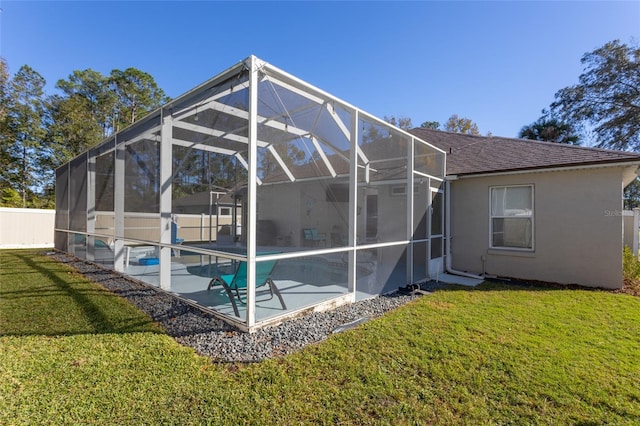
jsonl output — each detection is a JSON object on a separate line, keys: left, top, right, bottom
{"left": 450, "top": 167, "right": 624, "bottom": 289}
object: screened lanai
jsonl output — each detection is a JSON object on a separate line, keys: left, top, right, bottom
{"left": 55, "top": 56, "right": 446, "bottom": 331}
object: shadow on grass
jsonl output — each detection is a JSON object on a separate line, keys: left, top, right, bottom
{"left": 4, "top": 249, "right": 628, "bottom": 343}
{"left": 0, "top": 251, "right": 161, "bottom": 337}
{"left": 42, "top": 252, "right": 237, "bottom": 338}
{"left": 432, "top": 278, "right": 622, "bottom": 294}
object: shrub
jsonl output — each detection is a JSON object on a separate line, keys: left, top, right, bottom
{"left": 623, "top": 246, "right": 640, "bottom": 280}
{"left": 622, "top": 246, "right": 640, "bottom": 296}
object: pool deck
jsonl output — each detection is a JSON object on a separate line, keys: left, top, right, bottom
{"left": 85, "top": 241, "right": 430, "bottom": 324}
{"left": 123, "top": 256, "right": 353, "bottom": 321}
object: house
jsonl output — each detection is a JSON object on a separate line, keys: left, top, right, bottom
{"left": 54, "top": 56, "right": 639, "bottom": 331}
{"left": 410, "top": 128, "right": 640, "bottom": 289}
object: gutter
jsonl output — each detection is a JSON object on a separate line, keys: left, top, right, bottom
{"left": 452, "top": 160, "right": 640, "bottom": 180}
{"left": 444, "top": 177, "right": 484, "bottom": 280}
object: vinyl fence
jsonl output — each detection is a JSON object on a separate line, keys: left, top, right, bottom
{"left": 0, "top": 207, "right": 55, "bottom": 249}
{"left": 623, "top": 209, "right": 640, "bottom": 257}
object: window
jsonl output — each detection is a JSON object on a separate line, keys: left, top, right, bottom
{"left": 490, "top": 185, "right": 533, "bottom": 249}
{"left": 390, "top": 184, "right": 419, "bottom": 196}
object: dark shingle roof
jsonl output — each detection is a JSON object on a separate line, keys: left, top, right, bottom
{"left": 410, "top": 128, "right": 640, "bottom": 176}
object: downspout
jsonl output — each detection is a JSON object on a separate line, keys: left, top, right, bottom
{"left": 444, "top": 177, "right": 485, "bottom": 280}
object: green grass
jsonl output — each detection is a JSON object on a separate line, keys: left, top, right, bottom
{"left": 2, "top": 249, "right": 640, "bottom": 425}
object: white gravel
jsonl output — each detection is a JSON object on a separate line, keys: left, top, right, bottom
{"left": 50, "top": 252, "right": 442, "bottom": 362}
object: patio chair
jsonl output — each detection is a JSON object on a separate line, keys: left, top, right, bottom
{"left": 303, "top": 228, "right": 326, "bottom": 247}
{"left": 206, "top": 258, "right": 287, "bottom": 317}
{"left": 171, "top": 221, "right": 184, "bottom": 256}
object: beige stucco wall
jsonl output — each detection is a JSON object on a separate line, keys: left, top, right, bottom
{"left": 450, "top": 167, "right": 625, "bottom": 289}
{"left": 257, "top": 179, "right": 415, "bottom": 247}
{"left": 259, "top": 182, "right": 311, "bottom": 246}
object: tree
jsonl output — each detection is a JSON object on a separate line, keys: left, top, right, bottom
{"left": 108, "top": 68, "right": 169, "bottom": 132}
{"left": 443, "top": 114, "right": 480, "bottom": 135}
{"left": 0, "top": 58, "right": 9, "bottom": 124}
{"left": 518, "top": 115, "right": 580, "bottom": 145}
{"left": 48, "top": 69, "right": 117, "bottom": 167}
{"left": 258, "top": 142, "right": 307, "bottom": 180}
{"left": 4, "top": 65, "right": 48, "bottom": 207}
{"left": 0, "top": 58, "right": 11, "bottom": 194}
{"left": 384, "top": 115, "right": 413, "bottom": 130}
{"left": 49, "top": 67, "right": 170, "bottom": 165}
{"left": 550, "top": 39, "right": 640, "bottom": 151}
{"left": 0, "top": 61, "right": 169, "bottom": 208}
{"left": 55, "top": 69, "right": 115, "bottom": 138}
{"left": 624, "top": 179, "right": 640, "bottom": 209}
{"left": 47, "top": 93, "right": 106, "bottom": 164}
{"left": 420, "top": 120, "right": 440, "bottom": 130}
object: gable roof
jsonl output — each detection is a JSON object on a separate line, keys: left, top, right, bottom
{"left": 410, "top": 128, "right": 640, "bottom": 176}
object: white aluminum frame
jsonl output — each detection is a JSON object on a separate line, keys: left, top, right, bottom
{"left": 53, "top": 55, "right": 446, "bottom": 332}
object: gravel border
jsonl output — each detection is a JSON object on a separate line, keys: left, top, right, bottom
{"left": 49, "top": 252, "right": 444, "bottom": 362}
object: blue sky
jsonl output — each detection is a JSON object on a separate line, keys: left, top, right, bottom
{"left": 1, "top": 1, "right": 639, "bottom": 140}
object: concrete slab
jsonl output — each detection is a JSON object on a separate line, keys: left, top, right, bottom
{"left": 435, "top": 273, "right": 484, "bottom": 287}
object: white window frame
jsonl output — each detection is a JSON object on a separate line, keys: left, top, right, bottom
{"left": 489, "top": 184, "right": 534, "bottom": 251}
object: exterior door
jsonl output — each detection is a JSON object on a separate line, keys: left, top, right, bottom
{"left": 429, "top": 188, "right": 444, "bottom": 277}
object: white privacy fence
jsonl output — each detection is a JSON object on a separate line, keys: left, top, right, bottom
{"left": 0, "top": 207, "right": 55, "bottom": 248}
{"left": 91, "top": 212, "right": 240, "bottom": 243}
{"left": 1, "top": 208, "right": 236, "bottom": 249}
{"left": 623, "top": 209, "right": 640, "bottom": 257}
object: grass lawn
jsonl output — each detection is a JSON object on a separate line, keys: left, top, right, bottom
{"left": 1, "top": 249, "right": 640, "bottom": 425}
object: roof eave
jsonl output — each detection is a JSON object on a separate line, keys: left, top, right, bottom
{"left": 450, "top": 159, "right": 640, "bottom": 179}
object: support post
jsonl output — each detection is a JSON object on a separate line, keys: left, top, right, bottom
{"left": 633, "top": 207, "right": 640, "bottom": 258}
{"left": 407, "top": 138, "right": 415, "bottom": 284}
{"left": 114, "top": 139, "right": 125, "bottom": 271}
{"left": 65, "top": 163, "right": 71, "bottom": 252}
{"left": 246, "top": 56, "right": 259, "bottom": 327}
{"left": 159, "top": 111, "right": 173, "bottom": 290}
{"left": 347, "top": 109, "right": 359, "bottom": 297}
{"left": 86, "top": 152, "right": 96, "bottom": 261}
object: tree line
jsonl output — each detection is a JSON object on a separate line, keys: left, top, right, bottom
{"left": 1, "top": 39, "right": 638, "bottom": 208}
{"left": 390, "top": 39, "right": 639, "bottom": 151}
{"left": 0, "top": 59, "right": 168, "bottom": 208}
{"left": 387, "top": 40, "right": 640, "bottom": 206}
